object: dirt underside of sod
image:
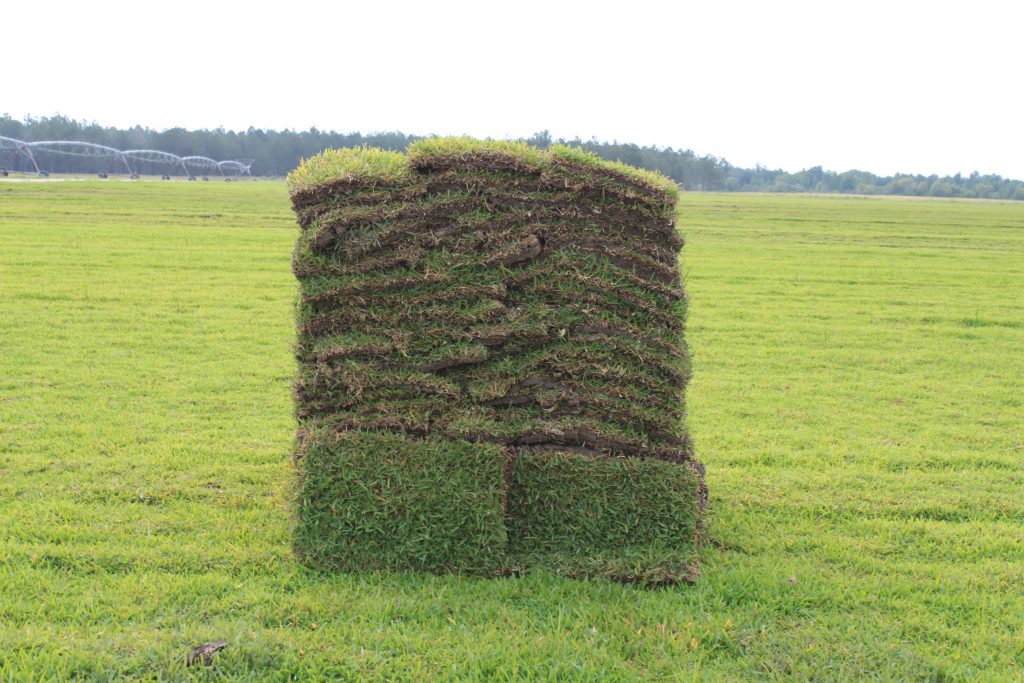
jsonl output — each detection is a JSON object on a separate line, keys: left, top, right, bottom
{"left": 289, "top": 140, "right": 705, "bottom": 584}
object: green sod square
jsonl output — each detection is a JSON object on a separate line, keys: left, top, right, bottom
{"left": 294, "top": 428, "right": 510, "bottom": 574}
{"left": 507, "top": 450, "right": 702, "bottom": 585}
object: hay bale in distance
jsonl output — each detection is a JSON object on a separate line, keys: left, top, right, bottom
{"left": 288, "top": 139, "right": 705, "bottom": 584}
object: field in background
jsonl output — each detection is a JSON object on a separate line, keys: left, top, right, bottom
{"left": 1, "top": 180, "right": 1021, "bottom": 680}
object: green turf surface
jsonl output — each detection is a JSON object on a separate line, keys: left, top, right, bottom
{"left": 1, "top": 180, "right": 1022, "bottom": 680}
{"left": 294, "top": 428, "right": 510, "bottom": 574}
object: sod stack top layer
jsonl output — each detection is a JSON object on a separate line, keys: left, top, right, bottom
{"left": 288, "top": 138, "right": 706, "bottom": 585}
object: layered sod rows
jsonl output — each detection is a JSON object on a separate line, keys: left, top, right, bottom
{"left": 288, "top": 139, "right": 704, "bottom": 584}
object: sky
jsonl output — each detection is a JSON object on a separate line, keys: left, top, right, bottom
{"left": 6, "top": 0, "right": 1024, "bottom": 178}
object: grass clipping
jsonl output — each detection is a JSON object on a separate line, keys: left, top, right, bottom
{"left": 288, "top": 139, "right": 706, "bottom": 585}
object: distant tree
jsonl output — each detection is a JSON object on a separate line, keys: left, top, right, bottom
{"left": 527, "top": 130, "right": 552, "bottom": 149}
{"left": 3, "top": 114, "right": 1023, "bottom": 200}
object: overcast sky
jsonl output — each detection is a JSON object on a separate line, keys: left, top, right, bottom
{"left": 6, "top": 0, "right": 1023, "bottom": 178}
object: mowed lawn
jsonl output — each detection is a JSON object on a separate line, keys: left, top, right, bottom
{"left": 0, "top": 179, "right": 1021, "bottom": 681}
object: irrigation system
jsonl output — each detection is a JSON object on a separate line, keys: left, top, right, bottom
{"left": 0, "top": 136, "right": 252, "bottom": 178}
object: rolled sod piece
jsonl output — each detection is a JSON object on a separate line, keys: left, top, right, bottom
{"left": 507, "top": 450, "right": 704, "bottom": 585}
{"left": 288, "top": 139, "right": 705, "bottom": 583}
{"left": 294, "top": 427, "right": 510, "bottom": 573}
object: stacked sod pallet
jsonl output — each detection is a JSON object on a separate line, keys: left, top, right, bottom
{"left": 289, "top": 139, "right": 705, "bottom": 584}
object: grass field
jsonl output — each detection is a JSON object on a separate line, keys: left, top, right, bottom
{"left": 1, "top": 179, "right": 1022, "bottom": 681}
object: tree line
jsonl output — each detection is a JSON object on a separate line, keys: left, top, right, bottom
{"left": 3, "top": 115, "right": 1022, "bottom": 200}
